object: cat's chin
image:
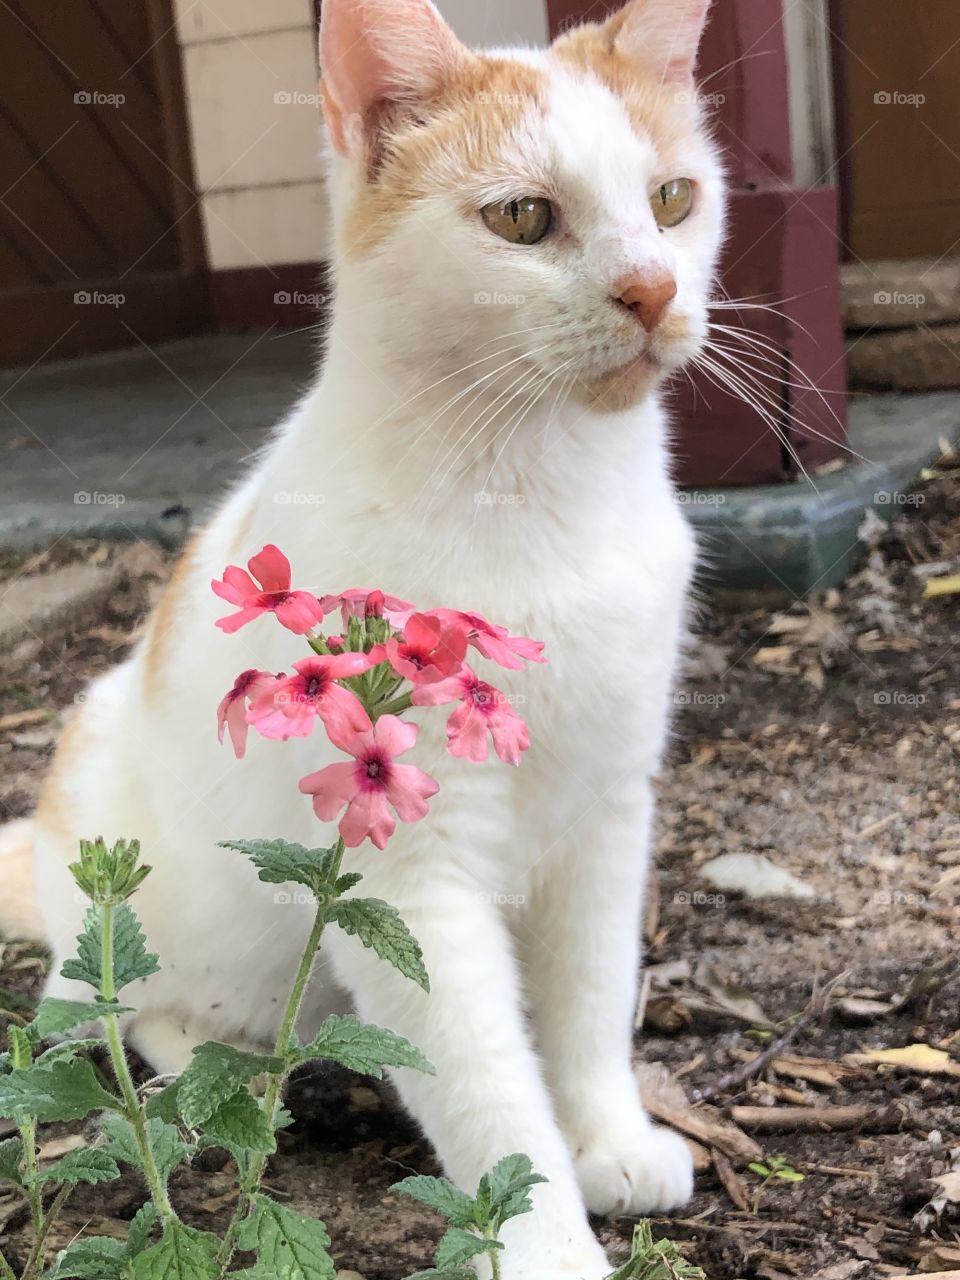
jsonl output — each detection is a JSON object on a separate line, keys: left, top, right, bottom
{"left": 570, "top": 353, "right": 665, "bottom": 413}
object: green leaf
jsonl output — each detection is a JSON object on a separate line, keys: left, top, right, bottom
{"left": 130, "top": 1222, "right": 220, "bottom": 1280}
{"left": 0, "top": 1058, "right": 121, "bottom": 1123}
{"left": 748, "top": 1162, "right": 771, "bottom": 1177}
{"left": 145, "top": 1078, "right": 181, "bottom": 1123}
{"left": 176, "top": 1042, "right": 283, "bottom": 1129}
{"left": 236, "top": 1194, "right": 335, "bottom": 1280}
{"left": 606, "top": 1220, "right": 705, "bottom": 1280}
{"left": 435, "top": 1227, "right": 498, "bottom": 1270}
{"left": 391, "top": 1174, "right": 476, "bottom": 1227}
{"left": 477, "top": 1153, "right": 547, "bottom": 1228}
{"left": 60, "top": 905, "right": 159, "bottom": 994}
{"left": 219, "top": 839, "right": 339, "bottom": 892}
{"left": 300, "top": 1014, "right": 434, "bottom": 1079}
{"left": 0, "top": 1135, "right": 23, "bottom": 1183}
{"left": 28, "top": 998, "right": 131, "bottom": 1042}
{"left": 25, "top": 1146, "right": 120, "bottom": 1187}
{"left": 326, "top": 898, "right": 429, "bottom": 991}
{"left": 201, "top": 1090, "right": 276, "bottom": 1155}
{"left": 46, "top": 1236, "right": 127, "bottom": 1279}
{"left": 126, "top": 1203, "right": 160, "bottom": 1259}
{"left": 334, "top": 872, "right": 363, "bottom": 895}
{"left": 403, "top": 1271, "right": 477, "bottom": 1280}
{"left": 100, "top": 1113, "right": 193, "bottom": 1186}
{"left": 36, "top": 1039, "right": 103, "bottom": 1067}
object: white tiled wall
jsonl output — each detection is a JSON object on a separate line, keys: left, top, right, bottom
{"left": 174, "top": 0, "right": 327, "bottom": 271}
{"left": 174, "top": 0, "right": 558, "bottom": 272}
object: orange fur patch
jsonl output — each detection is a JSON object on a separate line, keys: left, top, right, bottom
{"left": 141, "top": 535, "right": 203, "bottom": 703}
{"left": 339, "top": 57, "right": 546, "bottom": 258}
{"left": 35, "top": 712, "right": 85, "bottom": 851}
{"left": 552, "top": 19, "right": 698, "bottom": 151}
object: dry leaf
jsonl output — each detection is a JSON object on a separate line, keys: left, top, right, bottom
{"left": 848, "top": 1043, "right": 960, "bottom": 1077}
{"left": 712, "top": 1149, "right": 750, "bottom": 1211}
{"left": 925, "top": 575, "right": 960, "bottom": 598}
{"left": 0, "top": 709, "right": 50, "bottom": 732}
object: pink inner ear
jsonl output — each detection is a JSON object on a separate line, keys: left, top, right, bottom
{"left": 320, "top": 0, "right": 468, "bottom": 155}
{"left": 613, "top": 0, "right": 713, "bottom": 85}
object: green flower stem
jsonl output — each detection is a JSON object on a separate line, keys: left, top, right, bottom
{"left": 486, "top": 1231, "right": 503, "bottom": 1280}
{"left": 20, "top": 1183, "right": 74, "bottom": 1280}
{"left": 369, "top": 690, "right": 413, "bottom": 720}
{"left": 215, "top": 839, "right": 345, "bottom": 1275}
{"left": 98, "top": 900, "right": 175, "bottom": 1223}
{"left": 10, "top": 1028, "right": 45, "bottom": 1254}
{"left": 0, "top": 1251, "right": 15, "bottom": 1280}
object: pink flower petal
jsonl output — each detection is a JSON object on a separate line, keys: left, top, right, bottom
{"left": 299, "top": 761, "right": 358, "bottom": 820}
{"left": 248, "top": 544, "right": 292, "bottom": 593}
{"left": 383, "top": 762, "right": 439, "bottom": 822}
{"left": 371, "top": 714, "right": 419, "bottom": 759}
{"left": 215, "top": 605, "right": 266, "bottom": 633}
{"left": 340, "top": 788, "right": 395, "bottom": 849}
{"left": 273, "top": 591, "right": 324, "bottom": 634}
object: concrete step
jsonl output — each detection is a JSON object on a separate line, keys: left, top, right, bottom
{"left": 842, "top": 257, "right": 960, "bottom": 331}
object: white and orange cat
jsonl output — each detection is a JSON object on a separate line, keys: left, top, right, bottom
{"left": 0, "top": 0, "right": 725, "bottom": 1273}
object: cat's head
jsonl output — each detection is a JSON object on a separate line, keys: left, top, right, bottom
{"left": 320, "top": 0, "right": 725, "bottom": 413}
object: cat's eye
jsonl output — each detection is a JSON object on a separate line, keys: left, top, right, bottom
{"left": 651, "top": 178, "right": 694, "bottom": 229}
{"left": 481, "top": 197, "right": 553, "bottom": 245}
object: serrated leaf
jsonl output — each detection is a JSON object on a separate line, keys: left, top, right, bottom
{"left": 25, "top": 1146, "right": 120, "bottom": 1187}
{"left": 391, "top": 1174, "right": 476, "bottom": 1227}
{"left": 28, "top": 998, "right": 132, "bottom": 1043}
{"left": 177, "top": 1043, "right": 283, "bottom": 1129}
{"left": 127, "top": 1203, "right": 160, "bottom": 1259}
{"left": 0, "top": 1058, "right": 121, "bottom": 1123}
{"left": 36, "top": 1039, "right": 103, "bottom": 1067}
{"left": 301, "top": 1014, "right": 434, "bottom": 1079}
{"left": 403, "top": 1271, "right": 477, "bottom": 1280}
{"left": 0, "top": 1135, "right": 23, "bottom": 1183}
{"left": 201, "top": 1090, "right": 276, "bottom": 1155}
{"left": 219, "top": 839, "right": 338, "bottom": 891}
{"left": 145, "top": 1078, "right": 181, "bottom": 1123}
{"left": 327, "top": 898, "right": 429, "bottom": 991}
{"left": 435, "top": 1227, "right": 499, "bottom": 1270}
{"left": 478, "top": 1153, "right": 547, "bottom": 1229}
{"left": 130, "top": 1222, "right": 220, "bottom": 1280}
{"left": 60, "top": 905, "right": 159, "bottom": 994}
{"left": 100, "top": 1113, "right": 193, "bottom": 1185}
{"left": 236, "top": 1194, "right": 335, "bottom": 1280}
{"left": 334, "top": 872, "right": 363, "bottom": 894}
{"left": 46, "top": 1236, "right": 127, "bottom": 1279}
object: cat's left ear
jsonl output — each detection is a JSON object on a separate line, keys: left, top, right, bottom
{"left": 320, "top": 0, "right": 472, "bottom": 159}
{"left": 611, "top": 0, "right": 713, "bottom": 86}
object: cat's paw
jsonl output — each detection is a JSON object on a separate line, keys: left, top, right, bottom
{"left": 574, "top": 1123, "right": 694, "bottom": 1216}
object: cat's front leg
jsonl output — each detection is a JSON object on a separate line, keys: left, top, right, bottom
{"left": 326, "top": 869, "right": 610, "bottom": 1280}
{"left": 523, "top": 778, "right": 693, "bottom": 1217}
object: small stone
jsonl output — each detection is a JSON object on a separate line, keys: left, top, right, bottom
{"left": 699, "top": 852, "right": 816, "bottom": 899}
{"left": 0, "top": 562, "right": 121, "bottom": 651}
{"left": 846, "top": 324, "right": 960, "bottom": 390}
{"left": 842, "top": 258, "right": 960, "bottom": 330}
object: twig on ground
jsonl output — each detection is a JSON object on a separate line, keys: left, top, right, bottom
{"left": 729, "top": 1103, "right": 905, "bottom": 1132}
{"left": 690, "top": 972, "right": 844, "bottom": 1103}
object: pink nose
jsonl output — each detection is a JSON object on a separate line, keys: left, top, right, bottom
{"left": 613, "top": 271, "right": 677, "bottom": 332}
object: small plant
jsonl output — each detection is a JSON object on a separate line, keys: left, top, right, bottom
{"left": 0, "top": 557, "right": 548, "bottom": 1278}
{"left": 393, "top": 1153, "right": 547, "bottom": 1280}
{"left": 606, "top": 1222, "right": 705, "bottom": 1280}
{"left": 747, "top": 1154, "right": 805, "bottom": 1215}
{"left": 0, "top": 833, "right": 444, "bottom": 1278}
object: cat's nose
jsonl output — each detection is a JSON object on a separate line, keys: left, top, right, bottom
{"left": 613, "top": 271, "right": 677, "bottom": 332}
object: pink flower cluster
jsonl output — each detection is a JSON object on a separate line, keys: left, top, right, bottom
{"left": 214, "top": 545, "right": 543, "bottom": 849}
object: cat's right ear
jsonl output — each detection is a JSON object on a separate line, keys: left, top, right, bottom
{"left": 320, "top": 0, "right": 471, "bottom": 160}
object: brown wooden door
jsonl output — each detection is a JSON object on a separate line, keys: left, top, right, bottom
{"left": 0, "top": 0, "right": 209, "bottom": 367}
{"left": 834, "top": 0, "right": 960, "bottom": 259}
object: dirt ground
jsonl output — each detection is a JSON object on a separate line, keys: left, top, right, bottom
{"left": 1, "top": 461, "right": 958, "bottom": 1279}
